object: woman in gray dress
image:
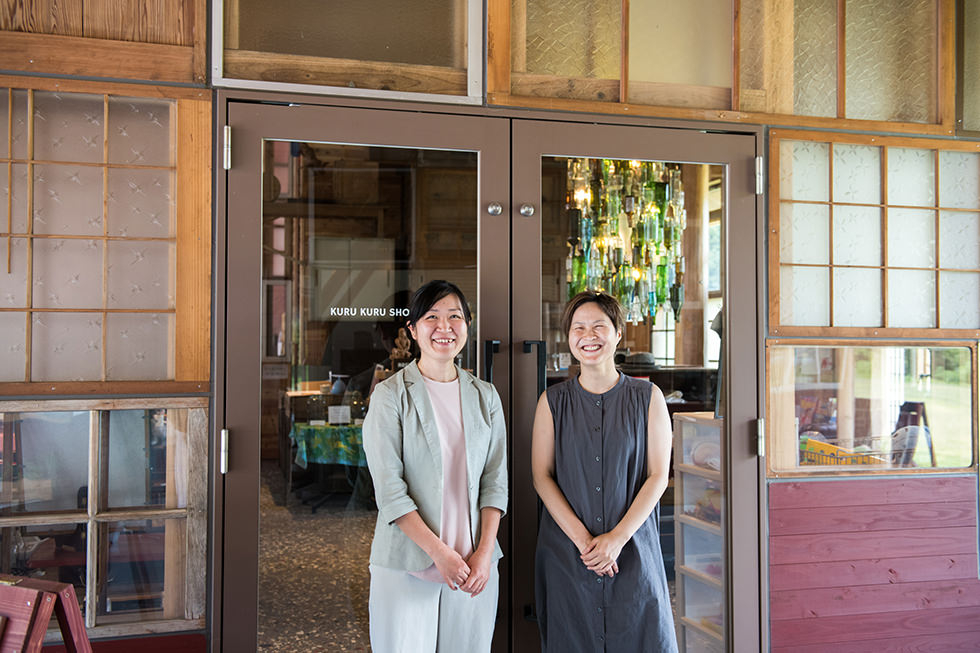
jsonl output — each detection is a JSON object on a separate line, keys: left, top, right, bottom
{"left": 531, "top": 290, "right": 677, "bottom": 652}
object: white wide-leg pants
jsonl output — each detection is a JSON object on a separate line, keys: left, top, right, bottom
{"left": 368, "top": 563, "right": 499, "bottom": 653}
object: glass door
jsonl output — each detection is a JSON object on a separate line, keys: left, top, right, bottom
{"left": 219, "top": 101, "right": 510, "bottom": 652}
{"left": 510, "top": 120, "right": 761, "bottom": 652}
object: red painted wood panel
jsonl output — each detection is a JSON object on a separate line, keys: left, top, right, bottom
{"left": 772, "top": 629, "right": 980, "bottom": 653}
{"left": 770, "top": 554, "right": 979, "bottom": 591}
{"left": 770, "top": 526, "right": 976, "bottom": 564}
{"left": 770, "top": 605, "right": 980, "bottom": 646}
{"left": 771, "top": 577, "right": 980, "bottom": 620}
{"left": 770, "top": 500, "right": 977, "bottom": 535}
{"left": 769, "top": 476, "right": 977, "bottom": 510}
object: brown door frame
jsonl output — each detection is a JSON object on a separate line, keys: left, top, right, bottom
{"left": 213, "top": 95, "right": 511, "bottom": 652}
{"left": 510, "top": 119, "right": 763, "bottom": 652}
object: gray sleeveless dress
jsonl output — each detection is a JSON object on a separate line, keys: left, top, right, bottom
{"left": 535, "top": 374, "right": 678, "bottom": 653}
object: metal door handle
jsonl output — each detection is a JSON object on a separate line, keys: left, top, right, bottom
{"left": 483, "top": 339, "right": 501, "bottom": 384}
{"left": 522, "top": 340, "right": 547, "bottom": 397}
{"left": 487, "top": 202, "right": 503, "bottom": 216}
{"left": 520, "top": 203, "right": 535, "bottom": 217}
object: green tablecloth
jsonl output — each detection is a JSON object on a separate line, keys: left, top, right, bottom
{"left": 289, "top": 423, "right": 366, "bottom": 468}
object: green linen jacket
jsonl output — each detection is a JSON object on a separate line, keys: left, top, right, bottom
{"left": 362, "top": 360, "right": 508, "bottom": 572}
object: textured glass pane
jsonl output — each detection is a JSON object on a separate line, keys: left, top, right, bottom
{"left": 845, "top": 0, "right": 936, "bottom": 123}
{"left": 780, "top": 265, "right": 830, "bottom": 326}
{"left": 779, "top": 140, "right": 829, "bottom": 201}
{"left": 107, "top": 97, "right": 173, "bottom": 167}
{"left": 939, "top": 211, "right": 980, "bottom": 269}
{"left": 780, "top": 202, "right": 829, "bottom": 264}
{"left": 833, "top": 205, "right": 881, "bottom": 266}
{"left": 99, "top": 518, "right": 182, "bottom": 621}
{"left": 833, "top": 267, "right": 881, "bottom": 326}
{"left": 31, "top": 312, "right": 103, "bottom": 381}
{"left": 108, "top": 408, "right": 190, "bottom": 509}
{"left": 938, "top": 151, "right": 980, "bottom": 209}
{"left": 6, "top": 164, "right": 29, "bottom": 233}
{"left": 0, "top": 90, "right": 7, "bottom": 159}
{"left": 1, "top": 523, "right": 87, "bottom": 614}
{"left": 887, "top": 208, "right": 935, "bottom": 268}
{"left": 887, "top": 269, "right": 935, "bottom": 328}
{"left": 107, "top": 169, "right": 176, "bottom": 238}
{"left": 33, "top": 164, "right": 103, "bottom": 236}
{"left": 32, "top": 91, "right": 104, "bottom": 164}
{"left": 106, "top": 241, "right": 175, "bottom": 310}
{"left": 32, "top": 238, "right": 103, "bottom": 309}
{"left": 4, "top": 411, "right": 90, "bottom": 512}
{"left": 628, "top": 2, "right": 731, "bottom": 106}
{"left": 0, "top": 238, "right": 29, "bottom": 308}
{"left": 105, "top": 313, "right": 173, "bottom": 381}
{"left": 794, "top": 0, "right": 837, "bottom": 117}
{"left": 939, "top": 271, "right": 980, "bottom": 329}
{"left": 520, "top": 0, "right": 620, "bottom": 79}
{"left": 11, "top": 90, "right": 28, "bottom": 160}
{"left": 887, "top": 147, "right": 935, "bottom": 207}
{"left": 233, "top": 0, "right": 464, "bottom": 67}
{"left": 833, "top": 144, "right": 880, "bottom": 203}
{"left": 964, "top": 2, "right": 980, "bottom": 131}
{"left": 0, "top": 312, "right": 26, "bottom": 381}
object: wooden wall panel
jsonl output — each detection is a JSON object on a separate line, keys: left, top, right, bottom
{"left": 0, "top": 0, "right": 82, "bottom": 35}
{"left": 82, "top": 0, "right": 192, "bottom": 45}
{"left": 769, "top": 476, "right": 980, "bottom": 650}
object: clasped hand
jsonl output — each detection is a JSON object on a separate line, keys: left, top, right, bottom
{"left": 579, "top": 532, "right": 624, "bottom": 577}
{"left": 433, "top": 545, "right": 493, "bottom": 597}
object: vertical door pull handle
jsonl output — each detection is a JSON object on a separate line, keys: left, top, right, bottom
{"left": 522, "top": 340, "right": 547, "bottom": 397}
{"left": 483, "top": 340, "right": 501, "bottom": 384}
{"left": 220, "top": 428, "right": 230, "bottom": 474}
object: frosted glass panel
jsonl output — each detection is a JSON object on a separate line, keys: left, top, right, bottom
{"left": 32, "top": 92, "right": 103, "bottom": 164}
{"left": 887, "top": 208, "right": 935, "bottom": 268}
{"left": 793, "top": 0, "right": 837, "bottom": 117}
{"left": 0, "top": 312, "right": 26, "bottom": 381}
{"left": 106, "top": 313, "right": 173, "bottom": 380}
{"left": 14, "top": 412, "right": 90, "bottom": 511}
{"left": 780, "top": 140, "right": 829, "bottom": 201}
{"left": 0, "top": 238, "right": 29, "bottom": 308}
{"left": 833, "top": 267, "right": 881, "bottom": 326}
{"left": 887, "top": 148, "right": 935, "bottom": 207}
{"left": 106, "top": 241, "right": 175, "bottom": 309}
{"left": 33, "top": 164, "right": 103, "bottom": 236}
{"left": 845, "top": 0, "right": 936, "bottom": 123}
{"left": 833, "top": 205, "right": 880, "bottom": 266}
{"left": 780, "top": 202, "right": 829, "bottom": 264}
{"left": 780, "top": 265, "right": 830, "bottom": 326}
{"left": 107, "top": 97, "right": 173, "bottom": 167}
{"left": 32, "top": 312, "right": 103, "bottom": 381}
{"left": 107, "top": 169, "right": 176, "bottom": 238}
{"left": 6, "top": 164, "right": 29, "bottom": 233}
{"left": 887, "top": 269, "right": 935, "bottom": 328}
{"left": 939, "top": 212, "right": 980, "bottom": 269}
{"left": 964, "top": 2, "right": 980, "bottom": 131}
{"left": 10, "top": 90, "right": 28, "bottom": 160}
{"left": 32, "top": 239, "right": 103, "bottom": 309}
{"left": 520, "top": 0, "right": 620, "bottom": 79}
{"left": 938, "top": 151, "right": 980, "bottom": 209}
{"left": 939, "top": 272, "right": 980, "bottom": 329}
{"left": 833, "top": 144, "right": 880, "bottom": 203}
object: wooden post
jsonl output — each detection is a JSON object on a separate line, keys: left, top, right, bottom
{"left": 675, "top": 164, "right": 707, "bottom": 366}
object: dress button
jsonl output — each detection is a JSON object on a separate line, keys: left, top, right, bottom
{"left": 595, "top": 577, "right": 602, "bottom": 583}
{"left": 595, "top": 486, "right": 601, "bottom": 492}
{"left": 595, "top": 516, "right": 602, "bottom": 522}
{"left": 593, "top": 426, "right": 600, "bottom": 431}
{"left": 595, "top": 456, "right": 601, "bottom": 462}
{"left": 595, "top": 400, "right": 601, "bottom": 406}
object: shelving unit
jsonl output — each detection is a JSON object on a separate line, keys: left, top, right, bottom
{"left": 673, "top": 412, "right": 725, "bottom": 653}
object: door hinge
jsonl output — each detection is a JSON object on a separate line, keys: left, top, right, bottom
{"left": 755, "top": 155, "right": 764, "bottom": 195}
{"left": 220, "top": 428, "right": 230, "bottom": 474}
{"left": 756, "top": 417, "right": 766, "bottom": 457}
{"left": 223, "top": 125, "right": 232, "bottom": 171}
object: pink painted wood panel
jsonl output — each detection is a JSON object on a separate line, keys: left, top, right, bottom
{"left": 770, "top": 554, "right": 979, "bottom": 591}
{"left": 769, "top": 476, "right": 976, "bottom": 510}
{"left": 770, "top": 500, "right": 976, "bottom": 535}
{"left": 772, "top": 629, "right": 980, "bottom": 653}
{"left": 770, "top": 526, "right": 976, "bottom": 564}
{"left": 770, "top": 605, "right": 980, "bottom": 646}
{"left": 771, "top": 578, "right": 980, "bottom": 620}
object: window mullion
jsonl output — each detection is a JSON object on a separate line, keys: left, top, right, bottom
{"left": 85, "top": 409, "right": 100, "bottom": 628}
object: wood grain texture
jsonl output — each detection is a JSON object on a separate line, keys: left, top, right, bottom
{"left": 223, "top": 49, "right": 467, "bottom": 96}
{"left": 771, "top": 605, "right": 980, "bottom": 647}
{"left": 486, "top": 0, "right": 511, "bottom": 92}
{"left": 0, "top": 0, "right": 82, "bottom": 35}
{"left": 770, "top": 526, "right": 977, "bottom": 565}
{"left": 771, "top": 578, "right": 980, "bottom": 620}
{"left": 174, "top": 98, "right": 211, "bottom": 383}
{"left": 773, "top": 630, "right": 980, "bottom": 653}
{"left": 0, "top": 31, "right": 195, "bottom": 83}
{"left": 771, "top": 554, "right": 979, "bottom": 591}
{"left": 770, "top": 500, "right": 977, "bottom": 535}
{"left": 82, "top": 0, "right": 190, "bottom": 45}
{"left": 769, "top": 476, "right": 977, "bottom": 510}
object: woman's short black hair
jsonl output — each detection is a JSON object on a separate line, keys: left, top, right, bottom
{"left": 406, "top": 280, "right": 472, "bottom": 328}
{"left": 561, "top": 290, "right": 625, "bottom": 335}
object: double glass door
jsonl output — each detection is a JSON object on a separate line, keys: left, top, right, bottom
{"left": 219, "top": 100, "right": 760, "bottom": 652}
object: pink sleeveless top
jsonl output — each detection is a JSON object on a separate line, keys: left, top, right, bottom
{"left": 411, "top": 377, "right": 472, "bottom": 583}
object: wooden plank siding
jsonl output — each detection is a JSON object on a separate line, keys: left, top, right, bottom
{"left": 769, "top": 477, "right": 980, "bottom": 649}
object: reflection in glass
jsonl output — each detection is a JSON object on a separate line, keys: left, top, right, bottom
{"left": 258, "top": 140, "right": 478, "bottom": 649}
{"left": 0, "top": 523, "right": 87, "bottom": 615}
{"left": 768, "top": 345, "right": 974, "bottom": 472}
{"left": 106, "top": 409, "right": 187, "bottom": 509}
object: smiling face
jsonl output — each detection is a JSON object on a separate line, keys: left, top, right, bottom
{"left": 567, "top": 301, "right": 622, "bottom": 367}
{"left": 407, "top": 293, "right": 469, "bottom": 367}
